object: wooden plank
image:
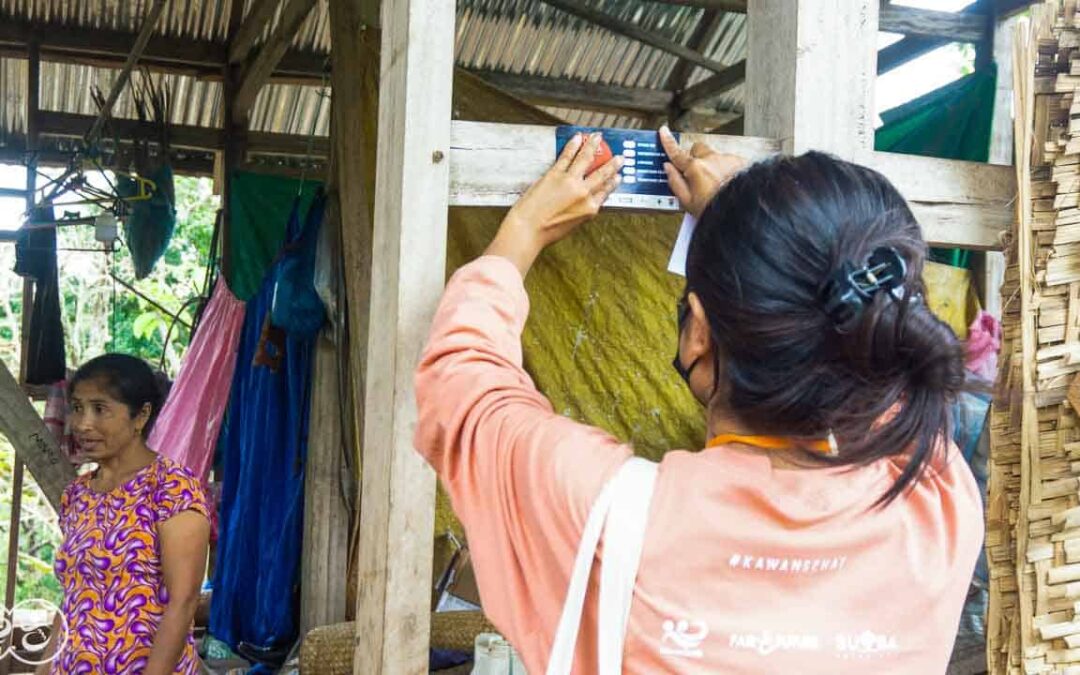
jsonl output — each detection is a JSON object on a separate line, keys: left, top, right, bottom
{"left": 228, "top": 0, "right": 280, "bottom": 65}
{"left": 877, "top": 1, "right": 983, "bottom": 75}
{"left": 353, "top": 0, "right": 453, "bottom": 669}
{"left": 469, "top": 70, "right": 673, "bottom": 116}
{"left": 232, "top": 0, "right": 318, "bottom": 123}
{"left": 861, "top": 151, "right": 1015, "bottom": 249}
{"left": 0, "top": 361, "right": 74, "bottom": 512}
{"left": 300, "top": 336, "right": 350, "bottom": 634}
{"left": 537, "top": 0, "right": 732, "bottom": 75}
{"left": 664, "top": 8, "right": 724, "bottom": 94}
{"left": 675, "top": 59, "right": 746, "bottom": 111}
{"left": 879, "top": 5, "right": 987, "bottom": 43}
{"left": 328, "top": 0, "right": 374, "bottom": 639}
{"left": 0, "top": 140, "right": 217, "bottom": 176}
{"left": 444, "top": 122, "right": 1011, "bottom": 248}
{"left": 653, "top": 0, "right": 747, "bottom": 10}
{"left": 446, "top": 120, "right": 777, "bottom": 209}
{"left": 746, "top": 0, "right": 879, "bottom": 159}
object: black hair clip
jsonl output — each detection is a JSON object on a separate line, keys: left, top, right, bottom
{"left": 821, "top": 246, "right": 908, "bottom": 331}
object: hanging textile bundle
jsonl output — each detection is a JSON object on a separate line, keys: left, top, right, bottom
{"left": 14, "top": 205, "right": 67, "bottom": 385}
{"left": 270, "top": 189, "right": 327, "bottom": 338}
{"left": 210, "top": 185, "right": 319, "bottom": 652}
{"left": 120, "top": 163, "right": 176, "bottom": 279}
{"left": 101, "top": 72, "right": 177, "bottom": 279}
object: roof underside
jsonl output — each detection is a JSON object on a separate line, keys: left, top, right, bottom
{"left": 0, "top": 0, "right": 747, "bottom": 154}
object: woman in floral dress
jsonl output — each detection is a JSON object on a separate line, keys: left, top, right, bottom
{"left": 41, "top": 354, "right": 210, "bottom": 674}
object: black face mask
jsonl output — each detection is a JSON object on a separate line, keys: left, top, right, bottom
{"left": 673, "top": 295, "right": 701, "bottom": 385}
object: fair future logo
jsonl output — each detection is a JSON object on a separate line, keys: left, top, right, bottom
{"left": 0, "top": 599, "right": 68, "bottom": 666}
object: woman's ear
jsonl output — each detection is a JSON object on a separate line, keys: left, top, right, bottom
{"left": 135, "top": 402, "right": 153, "bottom": 434}
{"left": 684, "top": 291, "right": 714, "bottom": 364}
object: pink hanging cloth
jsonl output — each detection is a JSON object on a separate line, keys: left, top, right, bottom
{"left": 149, "top": 277, "right": 245, "bottom": 487}
{"left": 965, "top": 310, "right": 1002, "bottom": 383}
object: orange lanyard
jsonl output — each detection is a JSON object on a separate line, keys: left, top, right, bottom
{"left": 706, "top": 433, "right": 836, "bottom": 456}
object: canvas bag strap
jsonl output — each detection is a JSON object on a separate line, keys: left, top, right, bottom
{"left": 545, "top": 457, "right": 658, "bottom": 675}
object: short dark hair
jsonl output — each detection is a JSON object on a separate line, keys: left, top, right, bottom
{"left": 68, "top": 354, "right": 165, "bottom": 438}
{"left": 686, "top": 151, "right": 967, "bottom": 505}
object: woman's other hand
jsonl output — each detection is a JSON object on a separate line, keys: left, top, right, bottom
{"left": 660, "top": 126, "right": 747, "bottom": 219}
{"left": 485, "top": 132, "right": 623, "bottom": 276}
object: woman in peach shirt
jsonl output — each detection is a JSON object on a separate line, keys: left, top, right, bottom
{"left": 414, "top": 130, "right": 983, "bottom": 673}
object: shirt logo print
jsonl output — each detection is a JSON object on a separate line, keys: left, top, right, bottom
{"left": 660, "top": 618, "right": 709, "bottom": 659}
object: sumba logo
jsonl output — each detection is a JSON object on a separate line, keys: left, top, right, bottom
{"left": 835, "top": 631, "right": 899, "bottom": 658}
{"left": 0, "top": 599, "right": 67, "bottom": 666}
{"left": 660, "top": 618, "right": 709, "bottom": 659}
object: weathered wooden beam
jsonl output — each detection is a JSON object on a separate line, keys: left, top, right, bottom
{"left": 709, "top": 114, "right": 743, "bottom": 135}
{"left": 861, "top": 150, "right": 1013, "bottom": 250}
{"left": 35, "top": 110, "right": 328, "bottom": 157}
{"left": 470, "top": 69, "right": 673, "bottom": 116}
{"left": 445, "top": 122, "right": 1012, "bottom": 249}
{"left": 877, "top": 1, "right": 982, "bottom": 74}
{"left": 229, "top": 0, "right": 281, "bottom": 65}
{"left": 538, "top": 0, "right": 732, "bottom": 75}
{"left": 676, "top": 59, "right": 746, "bottom": 111}
{"left": 0, "top": 138, "right": 218, "bottom": 176}
{"left": 665, "top": 9, "right": 724, "bottom": 94}
{"left": 353, "top": 0, "right": 452, "bottom": 668}
{"left": 653, "top": 0, "right": 747, "bottom": 10}
{"left": 447, "top": 121, "right": 776, "bottom": 208}
{"left": 879, "top": 5, "right": 987, "bottom": 43}
{"left": 0, "top": 361, "right": 74, "bottom": 513}
{"left": 0, "top": 14, "right": 326, "bottom": 83}
{"left": 747, "top": 0, "right": 878, "bottom": 159}
{"left": 661, "top": 7, "right": 724, "bottom": 128}
{"left": 233, "top": 0, "right": 317, "bottom": 123}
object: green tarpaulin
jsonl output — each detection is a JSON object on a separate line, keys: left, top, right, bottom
{"left": 225, "top": 171, "right": 322, "bottom": 301}
{"left": 874, "top": 65, "right": 997, "bottom": 269}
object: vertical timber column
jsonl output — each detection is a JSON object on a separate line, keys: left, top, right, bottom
{"left": 353, "top": 0, "right": 455, "bottom": 673}
{"left": 745, "top": 0, "right": 879, "bottom": 160}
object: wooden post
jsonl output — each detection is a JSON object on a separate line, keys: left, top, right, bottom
{"left": 977, "top": 9, "right": 1022, "bottom": 320}
{"left": 300, "top": 336, "right": 350, "bottom": 634}
{"left": 328, "top": 0, "right": 375, "bottom": 624}
{"left": 745, "top": 0, "right": 879, "bottom": 160}
{"left": 353, "top": 0, "right": 454, "bottom": 671}
{"left": 1, "top": 42, "right": 40, "bottom": 675}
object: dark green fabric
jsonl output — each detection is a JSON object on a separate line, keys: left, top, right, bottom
{"left": 225, "top": 171, "right": 323, "bottom": 301}
{"left": 874, "top": 65, "right": 997, "bottom": 269}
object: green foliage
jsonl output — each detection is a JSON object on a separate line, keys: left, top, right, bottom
{"left": 0, "top": 171, "right": 218, "bottom": 605}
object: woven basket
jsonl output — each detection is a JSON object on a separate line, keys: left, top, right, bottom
{"left": 299, "top": 611, "right": 497, "bottom": 674}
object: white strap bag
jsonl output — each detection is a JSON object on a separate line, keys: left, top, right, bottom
{"left": 545, "top": 457, "right": 659, "bottom": 675}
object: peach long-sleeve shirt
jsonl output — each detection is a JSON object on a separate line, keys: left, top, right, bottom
{"left": 414, "top": 256, "right": 984, "bottom": 674}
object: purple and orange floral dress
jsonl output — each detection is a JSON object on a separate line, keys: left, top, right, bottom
{"left": 52, "top": 455, "right": 209, "bottom": 674}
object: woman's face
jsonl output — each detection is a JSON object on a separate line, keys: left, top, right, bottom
{"left": 69, "top": 378, "right": 150, "bottom": 461}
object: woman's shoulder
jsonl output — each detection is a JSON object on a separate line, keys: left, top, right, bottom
{"left": 150, "top": 456, "right": 203, "bottom": 490}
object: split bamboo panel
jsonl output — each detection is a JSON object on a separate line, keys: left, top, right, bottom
{"left": 990, "top": 4, "right": 1080, "bottom": 673}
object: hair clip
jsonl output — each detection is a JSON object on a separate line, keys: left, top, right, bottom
{"left": 821, "top": 246, "right": 907, "bottom": 331}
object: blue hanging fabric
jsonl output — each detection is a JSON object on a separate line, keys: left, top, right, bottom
{"left": 271, "top": 188, "right": 327, "bottom": 338}
{"left": 209, "top": 194, "right": 316, "bottom": 651}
